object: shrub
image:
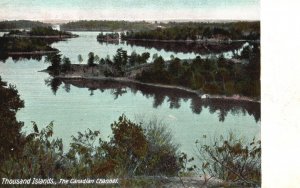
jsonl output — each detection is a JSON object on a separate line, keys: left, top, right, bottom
{"left": 196, "top": 133, "right": 261, "bottom": 187}
{"left": 139, "top": 117, "right": 180, "bottom": 176}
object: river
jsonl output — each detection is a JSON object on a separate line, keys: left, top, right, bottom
{"left": 0, "top": 31, "right": 260, "bottom": 159}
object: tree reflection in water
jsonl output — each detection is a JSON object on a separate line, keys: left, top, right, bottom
{"left": 45, "top": 77, "right": 62, "bottom": 95}
{"left": 0, "top": 53, "right": 44, "bottom": 63}
{"left": 125, "top": 40, "right": 245, "bottom": 55}
{"left": 45, "top": 78, "right": 260, "bottom": 122}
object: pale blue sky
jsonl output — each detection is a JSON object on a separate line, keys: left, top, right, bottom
{"left": 0, "top": 0, "right": 260, "bottom": 21}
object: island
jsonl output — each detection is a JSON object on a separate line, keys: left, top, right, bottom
{"left": 95, "top": 21, "right": 260, "bottom": 54}
{"left": 43, "top": 45, "right": 260, "bottom": 102}
{"left": 0, "top": 26, "right": 78, "bottom": 61}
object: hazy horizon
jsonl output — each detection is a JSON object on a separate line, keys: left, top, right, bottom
{"left": 0, "top": 19, "right": 260, "bottom": 25}
{"left": 0, "top": 0, "right": 260, "bottom": 21}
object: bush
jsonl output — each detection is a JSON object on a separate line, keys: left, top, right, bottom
{"left": 103, "top": 115, "right": 149, "bottom": 176}
{"left": 196, "top": 133, "right": 261, "bottom": 187}
{"left": 1, "top": 114, "right": 182, "bottom": 179}
{"left": 139, "top": 117, "right": 180, "bottom": 176}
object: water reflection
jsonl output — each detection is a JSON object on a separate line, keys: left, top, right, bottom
{"left": 45, "top": 77, "right": 260, "bottom": 122}
{"left": 124, "top": 40, "right": 245, "bottom": 55}
{"left": 44, "top": 77, "right": 62, "bottom": 95}
{"left": 0, "top": 53, "right": 45, "bottom": 63}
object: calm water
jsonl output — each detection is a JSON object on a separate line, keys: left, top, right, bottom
{"left": 52, "top": 32, "right": 248, "bottom": 63}
{"left": 0, "top": 32, "right": 260, "bottom": 158}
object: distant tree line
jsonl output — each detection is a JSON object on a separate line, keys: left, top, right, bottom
{"left": 0, "top": 20, "right": 50, "bottom": 30}
{"left": 123, "top": 21, "right": 260, "bottom": 41}
{"left": 60, "top": 20, "right": 157, "bottom": 31}
{"left": 28, "top": 26, "right": 74, "bottom": 36}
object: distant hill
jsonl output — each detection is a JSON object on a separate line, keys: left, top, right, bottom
{"left": 0, "top": 20, "right": 50, "bottom": 30}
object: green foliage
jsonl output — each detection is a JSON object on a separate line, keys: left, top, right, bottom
{"left": 103, "top": 115, "right": 148, "bottom": 176}
{"left": 138, "top": 56, "right": 173, "bottom": 85}
{"left": 61, "top": 56, "right": 71, "bottom": 72}
{"left": 87, "top": 52, "right": 95, "bottom": 67}
{"left": 45, "top": 53, "right": 62, "bottom": 75}
{"left": 29, "top": 26, "right": 72, "bottom": 36}
{"left": 128, "top": 51, "right": 150, "bottom": 66}
{"left": 66, "top": 129, "right": 107, "bottom": 177}
{"left": 94, "top": 55, "right": 100, "bottom": 64}
{"left": 0, "top": 37, "right": 56, "bottom": 53}
{"left": 153, "top": 56, "right": 166, "bottom": 72}
{"left": 78, "top": 54, "right": 83, "bottom": 64}
{"left": 124, "top": 21, "right": 260, "bottom": 41}
{"left": 61, "top": 20, "right": 156, "bottom": 31}
{"left": 140, "top": 118, "right": 180, "bottom": 176}
{"left": 97, "top": 32, "right": 119, "bottom": 41}
{"left": 137, "top": 44, "right": 260, "bottom": 98}
{"left": 0, "top": 77, "right": 25, "bottom": 168}
{"left": 0, "top": 99, "right": 182, "bottom": 179}
{"left": 0, "top": 20, "right": 50, "bottom": 30}
{"left": 196, "top": 133, "right": 261, "bottom": 186}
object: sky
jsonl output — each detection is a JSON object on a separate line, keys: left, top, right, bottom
{"left": 0, "top": 0, "right": 260, "bottom": 21}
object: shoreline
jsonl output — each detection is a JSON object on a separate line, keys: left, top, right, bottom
{"left": 3, "top": 34, "right": 78, "bottom": 39}
{"left": 124, "top": 38, "right": 260, "bottom": 44}
{"left": 54, "top": 74, "right": 260, "bottom": 103}
{"left": 8, "top": 50, "right": 58, "bottom": 55}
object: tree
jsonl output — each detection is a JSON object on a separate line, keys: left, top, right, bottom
{"left": 78, "top": 54, "right": 83, "bottom": 64}
{"left": 152, "top": 53, "right": 158, "bottom": 60}
{"left": 168, "top": 57, "right": 182, "bottom": 78}
{"left": 103, "top": 115, "right": 148, "bottom": 176}
{"left": 218, "top": 68, "right": 230, "bottom": 92}
{"left": 100, "top": 58, "right": 105, "bottom": 65}
{"left": 94, "top": 55, "right": 100, "bottom": 64}
{"left": 0, "top": 77, "right": 25, "bottom": 174}
{"left": 61, "top": 56, "right": 71, "bottom": 72}
{"left": 129, "top": 51, "right": 138, "bottom": 66}
{"left": 141, "top": 52, "right": 150, "bottom": 63}
{"left": 45, "top": 53, "right": 62, "bottom": 75}
{"left": 113, "top": 48, "right": 128, "bottom": 75}
{"left": 153, "top": 56, "right": 165, "bottom": 72}
{"left": 170, "top": 54, "right": 175, "bottom": 60}
{"left": 88, "top": 52, "right": 95, "bottom": 66}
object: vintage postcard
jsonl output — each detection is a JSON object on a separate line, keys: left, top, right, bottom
{"left": 0, "top": 0, "right": 261, "bottom": 187}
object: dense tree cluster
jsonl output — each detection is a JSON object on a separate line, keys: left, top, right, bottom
{"left": 123, "top": 21, "right": 260, "bottom": 41}
{"left": 137, "top": 44, "right": 260, "bottom": 98}
{"left": 61, "top": 20, "right": 156, "bottom": 31}
{"left": 0, "top": 20, "right": 50, "bottom": 30}
{"left": 0, "top": 37, "right": 56, "bottom": 54}
{"left": 97, "top": 32, "right": 119, "bottom": 42}
{"left": 0, "top": 27, "right": 77, "bottom": 62}
{"left": 45, "top": 53, "right": 72, "bottom": 75}
{"left": 79, "top": 49, "right": 149, "bottom": 72}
